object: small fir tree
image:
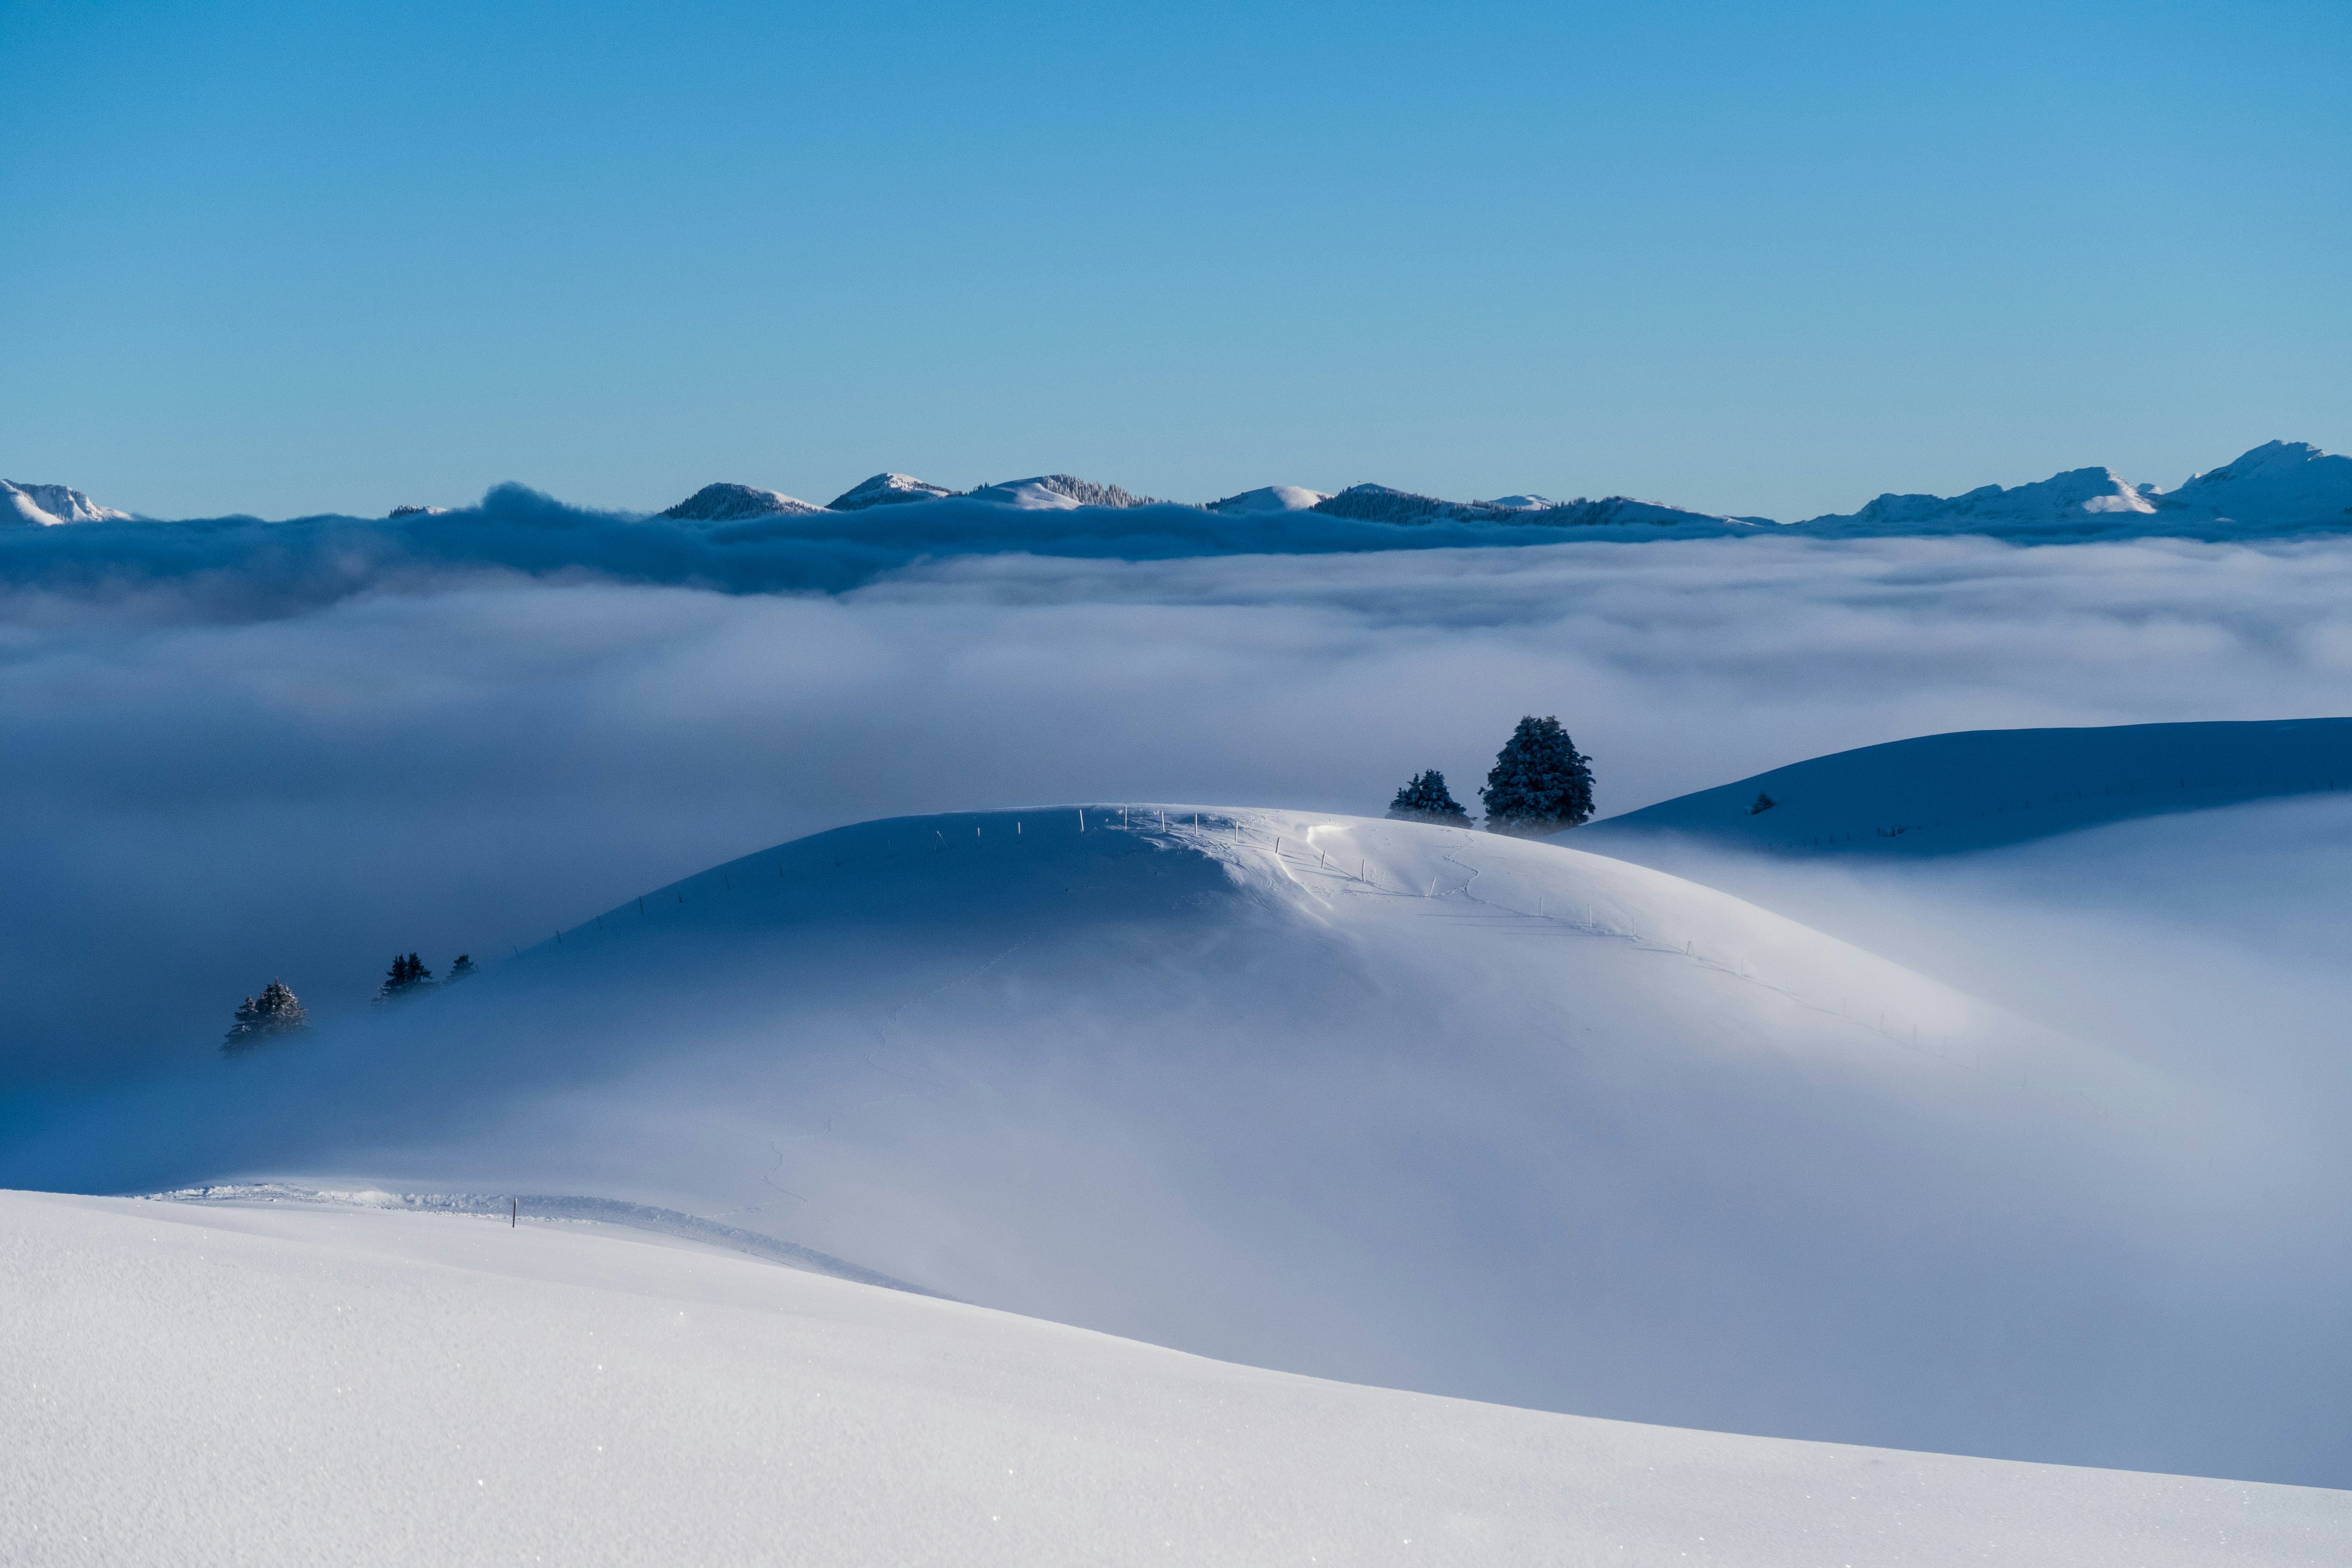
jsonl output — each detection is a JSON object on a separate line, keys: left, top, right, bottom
{"left": 445, "top": 954, "right": 477, "bottom": 983}
{"left": 1479, "top": 715, "right": 1595, "bottom": 837}
{"left": 1387, "top": 769, "right": 1470, "bottom": 824}
{"left": 222, "top": 979, "right": 309, "bottom": 1054}
{"left": 373, "top": 952, "right": 436, "bottom": 1006}
{"left": 1749, "top": 791, "right": 1777, "bottom": 815}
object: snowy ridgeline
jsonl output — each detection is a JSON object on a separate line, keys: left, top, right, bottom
{"left": 18, "top": 802, "right": 2352, "bottom": 1487}
{"left": 637, "top": 440, "right": 2352, "bottom": 539}
{"left": 6, "top": 1190, "right": 2343, "bottom": 1568}
{"left": 18, "top": 438, "right": 2352, "bottom": 542}
{"left": 1574, "top": 717, "right": 2352, "bottom": 861}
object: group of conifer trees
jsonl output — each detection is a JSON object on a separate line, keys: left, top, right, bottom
{"left": 1387, "top": 714, "right": 1596, "bottom": 837}
{"left": 222, "top": 949, "right": 475, "bottom": 1055}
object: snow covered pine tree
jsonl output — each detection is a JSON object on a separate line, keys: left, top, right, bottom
{"left": 373, "top": 952, "right": 435, "bottom": 1006}
{"left": 1387, "top": 770, "right": 1471, "bottom": 824}
{"left": 221, "top": 980, "right": 310, "bottom": 1054}
{"left": 445, "top": 954, "right": 477, "bottom": 983}
{"left": 1479, "top": 715, "right": 1595, "bottom": 836}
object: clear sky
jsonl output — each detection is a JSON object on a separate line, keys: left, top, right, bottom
{"left": 4, "top": 0, "right": 2346, "bottom": 521}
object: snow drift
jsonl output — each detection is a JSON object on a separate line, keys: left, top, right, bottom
{"left": 10, "top": 805, "right": 2332, "bottom": 1484}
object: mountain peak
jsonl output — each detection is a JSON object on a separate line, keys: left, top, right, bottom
{"left": 657, "top": 483, "right": 825, "bottom": 522}
{"left": 4, "top": 479, "right": 132, "bottom": 526}
{"left": 827, "top": 473, "right": 957, "bottom": 511}
{"left": 965, "top": 475, "right": 1160, "bottom": 509}
{"left": 1206, "top": 485, "right": 1332, "bottom": 514}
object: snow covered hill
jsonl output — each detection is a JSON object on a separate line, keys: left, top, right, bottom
{"left": 1573, "top": 718, "right": 2352, "bottom": 860}
{"left": 1204, "top": 483, "right": 1330, "bottom": 513}
{"left": 8, "top": 1191, "right": 2343, "bottom": 1568}
{"left": 14, "top": 805, "right": 2338, "bottom": 1484}
{"left": 964, "top": 474, "right": 1162, "bottom": 509}
{"left": 656, "top": 482, "right": 826, "bottom": 521}
{"left": 828, "top": 472, "right": 959, "bottom": 510}
{"left": 3, "top": 478, "right": 131, "bottom": 525}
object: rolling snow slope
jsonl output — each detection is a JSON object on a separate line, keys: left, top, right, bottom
{"left": 10, "top": 807, "right": 2333, "bottom": 1483}
{"left": 6, "top": 1190, "right": 2344, "bottom": 1568}
{"left": 1574, "top": 717, "right": 2352, "bottom": 860}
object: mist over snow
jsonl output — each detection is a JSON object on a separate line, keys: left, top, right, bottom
{"left": 4, "top": 529, "right": 2352, "bottom": 1096}
{"left": 12, "top": 523, "right": 2352, "bottom": 1496}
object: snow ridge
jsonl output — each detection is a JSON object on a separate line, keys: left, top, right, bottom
{"left": 1796, "top": 442, "right": 2352, "bottom": 538}
{"left": 1311, "top": 482, "right": 1756, "bottom": 530}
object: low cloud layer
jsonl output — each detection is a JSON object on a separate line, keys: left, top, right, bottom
{"left": 4, "top": 531, "right": 2352, "bottom": 1090}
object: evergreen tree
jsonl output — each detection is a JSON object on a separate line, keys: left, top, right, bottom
{"left": 222, "top": 979, "right": 309, "bottom": 1054}
{"left": 1386, "top": 769, "right": 1470, "bottom": 824}
{"left": 1749, "top": 790, "right": 1777, "bottom": 815}
{"left": 1479, "top": 715, "right": 1595, "bottom": 837}
{"left": 445, "top": 954, "right": 477, "bottom": 983}
{"left": 374, "top": 952, "right": 436, "bottom": 1006}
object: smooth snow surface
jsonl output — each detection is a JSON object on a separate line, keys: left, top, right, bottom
{"left": 1574, "top": 718, "right": 2352, "bottom": 859}
{"left": 2, "top": 478, "right": 129, "bottom": 525}
{"left": 7, "top": 1191, "right": 2344, "bottom": 1568}
{"left": 15, "top": 807, "right": 2328, "bottom": 1482}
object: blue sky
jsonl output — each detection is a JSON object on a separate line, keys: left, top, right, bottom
{"left": 4, "top": 0, "right": 2346, "bottom": 520}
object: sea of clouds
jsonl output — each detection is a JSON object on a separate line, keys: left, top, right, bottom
{"left": 6, "top": 522, "right": 2352, "bottom": 1093}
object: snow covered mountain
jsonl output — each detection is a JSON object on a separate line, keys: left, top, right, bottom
{"left": 3, "top": 478, "right": 131, "bottom": 525}
{"left": 11, "top": 1188, "right": 2342, "bottom": 1567}
{"left": 1796, "top": 441, "right": 2352, "bottom": 538}
{"left": 15, "top": 803, "right": 2329, "bottom": 1482}
{"left": 1573, "top": 718, "right": 2352, "bottom": 860}
{"left": 1204, "top": 484, "right": 1331, "bottom": 513}
{"left": 827, "top": 472, "right": 959, "bottom": 511}
{"left": 1311, "top": 482, "right": 1760, "bottom": 530}
{"left": 1795, "top": 466, "right": 2156, "bottom": 534}
{"left": 964, "top": 474, "right": 1163, "bottom": 509}
{"left": 656, "top": 482, "right": 826, "bottom": 521}
{"left": 2162, "top": 440, "right": 2352, "bottom": 527}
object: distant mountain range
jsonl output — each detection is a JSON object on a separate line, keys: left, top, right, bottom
{"left": 11, "top": 441, "right": 2351, "bottom": 541}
